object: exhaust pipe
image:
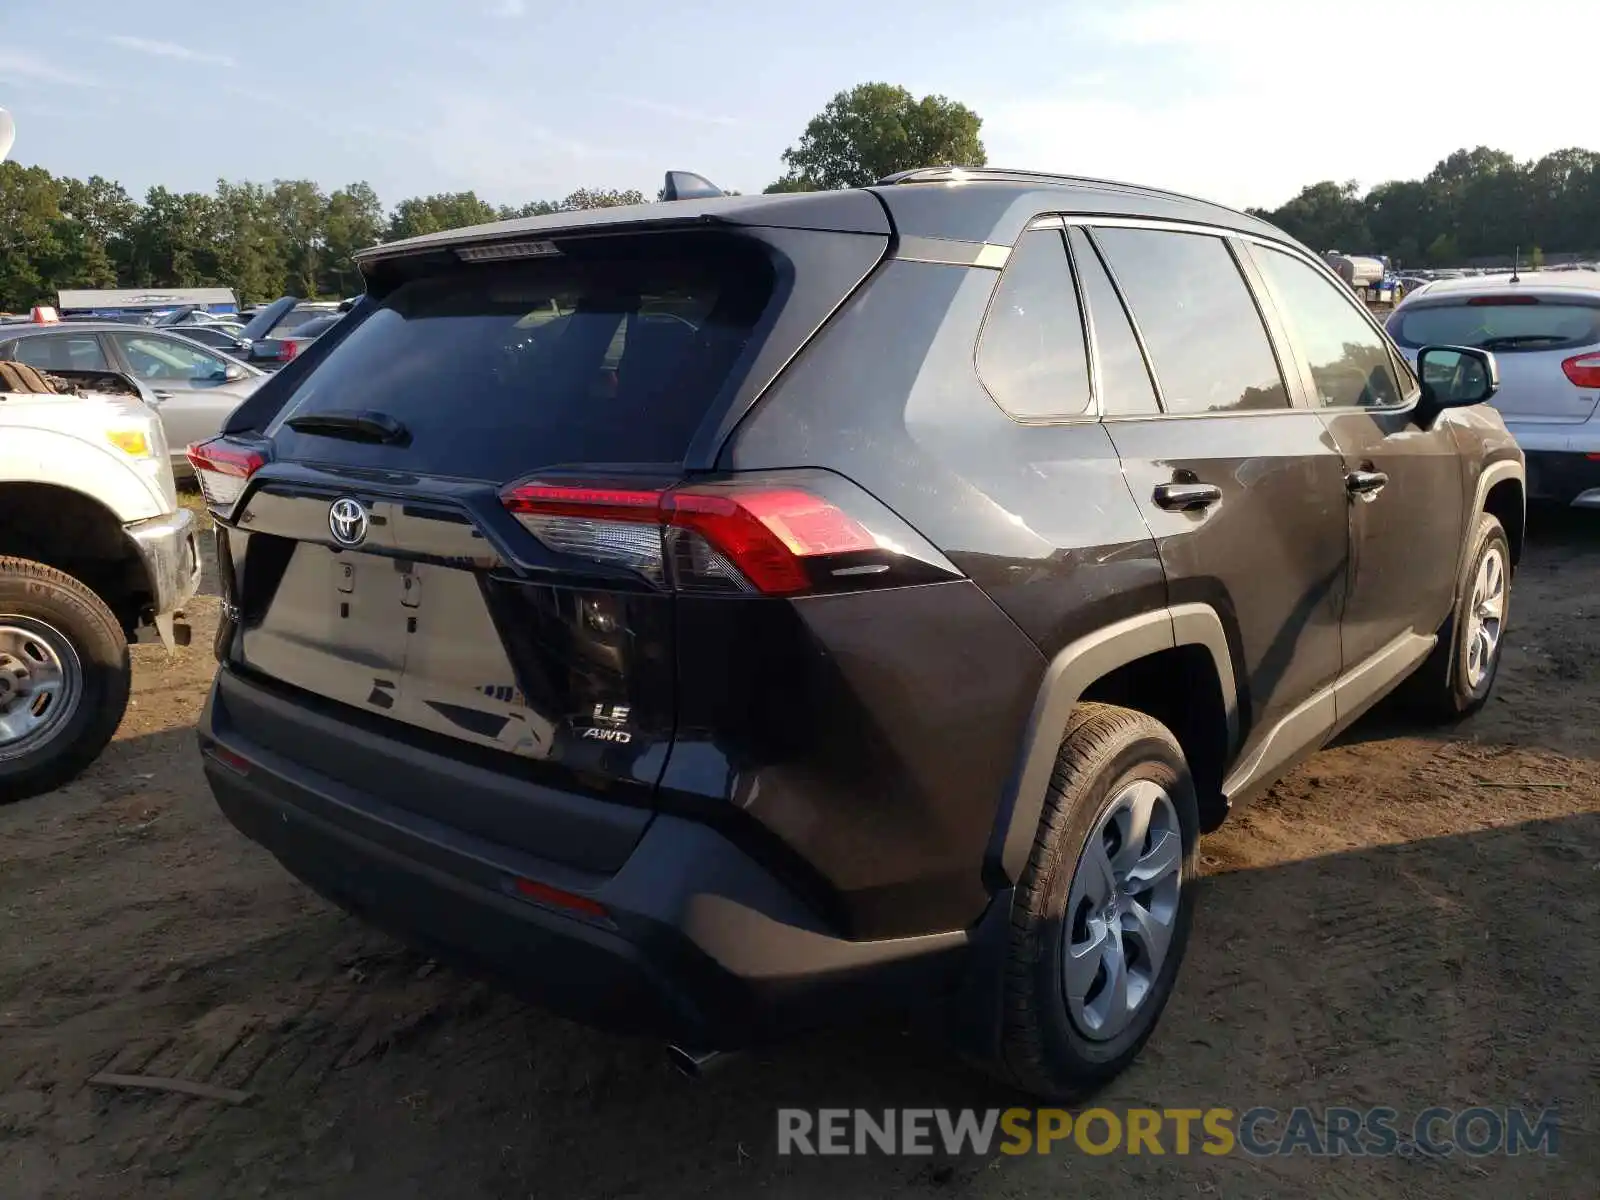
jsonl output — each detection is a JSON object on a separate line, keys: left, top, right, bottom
{"left": 666, "top": 1045, "right": 725, "bottom": 1079}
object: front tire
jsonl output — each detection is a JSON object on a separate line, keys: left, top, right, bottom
{"left": 1404, "top": 513, "right": 1511, "bottom": 723}
{"left": 0, "top": 558, "right": 131, "bottom": 802}
{"left": 995, "top": 703, "right": 1200, "bottom": 1100}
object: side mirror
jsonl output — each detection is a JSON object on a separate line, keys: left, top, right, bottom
{"left": 1416, "top": 345, "right": 1498, "bottom": 424}
{"left": 223, "top": 363, "right": 247, "bottom": 381}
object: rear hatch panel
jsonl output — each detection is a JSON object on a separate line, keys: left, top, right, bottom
{"left": 214, "top": 220, "right": 890, "bottom": 834}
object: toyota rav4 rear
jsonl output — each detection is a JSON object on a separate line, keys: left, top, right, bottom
{"left": 193, "top": 189, "right": 1047, "bottom": 1059}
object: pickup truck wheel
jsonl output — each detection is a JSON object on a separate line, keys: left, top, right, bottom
{"left": 1404, "top": 513, "right": 1511, "bottom": 723}
{"left": 0, "top": 558, "right": 131, "bottom": 802}
{"left": 995, "top": 702, "right": 1199, "bottom": 1100}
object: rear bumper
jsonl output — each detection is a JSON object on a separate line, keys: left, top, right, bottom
{"left": 1506, "top": 421, "right": 1600, "bottom": 505}
{"left": 199, "top": 667, "right": 969, "bottom": 1047}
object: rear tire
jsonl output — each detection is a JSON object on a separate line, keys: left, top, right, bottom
{"left": 994, "top": 703, "right": 1200, "bottom": 1100}
{"left": 0, "top": 558, "right": 131, "bottom": 802}
{"left": 1403, "top": 513, "right": 1510, "bottom": 723}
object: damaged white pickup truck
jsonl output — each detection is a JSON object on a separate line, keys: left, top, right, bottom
{"left": 0, "top": 357, "right": 201, "bottom": 800}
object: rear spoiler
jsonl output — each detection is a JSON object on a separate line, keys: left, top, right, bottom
{"left": 353, "top": 187, "right": 890, "bottom": 278}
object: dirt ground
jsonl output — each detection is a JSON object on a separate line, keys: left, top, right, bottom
{"left": 2, "top": 505, "right": 1596, "bottom": 1200}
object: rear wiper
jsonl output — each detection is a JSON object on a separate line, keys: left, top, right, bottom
{"left": 285, "top": 409, "right": 410, "bottom": 445}
{"left": 1478, "top": 335, "right": 1565, "bottom": 350}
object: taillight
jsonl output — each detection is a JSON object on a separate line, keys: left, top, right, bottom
{"left": 1561, "top": 352, "right": 1600, "bottom": 388}
{"left": 501, "top": 478, "right": 925, "bottom": 596}
{"left": 277, "top": 340, "right": 298, "bottom": 361}
{"left": 186, "top": 436, "right": 266, "bottom": 509}
{"left": 667, "top": 488, "right": 877, "bottom": 594}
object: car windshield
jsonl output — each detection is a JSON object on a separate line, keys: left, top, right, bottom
{"left": 1390, "top": 300, "right": 1600, "bottom": 351}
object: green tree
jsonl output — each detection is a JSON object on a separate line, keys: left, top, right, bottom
{"left": 1259, "top": 180, "right": 1371, "bottom": 251}
{"left": 269, "top": 179, "right": 329, "bottom": 298}
{"left": 766, "top": 82, "right": 986, "bottom": 192}
{"left": 211, "top": 180, "right": 285, "bottom": 303}
{"left": 56, "top": 175, "right": 137, "bottom": 286}
{"left": 0, "top": 161, "right": 66, "bottom": 310}
{"left": 386, "top": 191, "right": 498, "bottom": 241}
{"left": 127, "top": 186, "right": 217, "bottom": 287}
{"left": 498, "top": 200, "right": 559, "bottom": 220}
{"left": 321, "top": 182, "right": 384, "bottom": 297}
{"left": 1425, "top": 232, "right": 1459, "bottom": 265}
{"left": 557, "top": 187, "right": 645, "bottom": 210}
{"left": 761, "top": 176, "right": 813, "bottom": 194}
{"left": 1363, "top": 179, "right": 1432, "bottom": 258}
{"left": 1525, "top": 148, "right": 1600, "bottom": 253}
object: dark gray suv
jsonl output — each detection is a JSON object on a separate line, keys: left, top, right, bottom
{"left": 189, "top": 167, "right": 1524, "bottom": 1098}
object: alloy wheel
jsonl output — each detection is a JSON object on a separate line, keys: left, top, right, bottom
{"left": 1464, "top": 546, "right": 1506, "bottom": 692}
{"left": 1061, "top": 778, "right": 1183, "bottom": 1041}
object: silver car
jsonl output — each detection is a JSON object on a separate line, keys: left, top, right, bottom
{"left": 1388, "top": 272, "right": 1600, "bottom": 507}
{"left": 0, "top": 323, "right": 267, "bottom": 474}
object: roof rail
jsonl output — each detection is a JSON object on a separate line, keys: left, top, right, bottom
{"left": 874, "top": 165, "right": 1236, "bottom": 213}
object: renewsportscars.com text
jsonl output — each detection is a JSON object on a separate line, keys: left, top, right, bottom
{"left": 777, "top": 1106, "right": 1559, "bottom": 1158}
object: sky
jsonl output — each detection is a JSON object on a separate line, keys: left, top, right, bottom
{"left": 3, "top": 0, "right": 1598, "bottom": 214}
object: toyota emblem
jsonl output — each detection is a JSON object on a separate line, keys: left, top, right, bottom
{"left": 328, "top": 497, "right": 369, "bottom": 547}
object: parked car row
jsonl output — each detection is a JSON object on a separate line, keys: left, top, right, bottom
{"left": 0, "top": 298, "right": 352, "bottom": 471}
{"left": 1386, "top": 270, "right": 1600, "bottom": 507}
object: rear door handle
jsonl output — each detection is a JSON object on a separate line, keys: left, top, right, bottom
{"left": 1346, "top": 469, "right": 1389, "bottom": 498}
{"left": 1152, "top": 481, "right": 1223, "bottom": 512}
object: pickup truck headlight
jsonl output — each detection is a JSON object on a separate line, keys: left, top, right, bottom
{"left": 106, "top": 429, "right": 155, "bottom": 459}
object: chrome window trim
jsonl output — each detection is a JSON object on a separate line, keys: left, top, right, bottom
{"left": 892, "top": 236, "right": 1012, "bottom": 269}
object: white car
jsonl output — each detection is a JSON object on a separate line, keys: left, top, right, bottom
{"left": 1387, "top": 271, "right": 1600, "bottom": 507}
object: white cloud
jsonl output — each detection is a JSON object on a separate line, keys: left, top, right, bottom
{"left": 985, "top": 0, "right": 1600, "bottom": 209}
{"left": 601, "top": 94, "right": 743, "bottom": 128}
{"left": 107, "top": 35, "right": 236, "bottom": 69}
{"left": 416, "top": 90, "right": 639, "bottom": 202}
{"left": 487, "top": 0, "right": 526, "bottom": 16}
{"left": 0, "top": 49, "right": 101, "bottom": 88}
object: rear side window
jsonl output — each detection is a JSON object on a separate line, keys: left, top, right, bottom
{"left": 1092, "top": 227, "right": 1288, "bottom": 416}
{"left": 977, "top": 228, "right": 1091, "bottom": 419}
{"left": 268, "top": 236, "right": 775, "bottom": 479}
{"left": 1389, "top": 299, "right": 1600, "bottom": 352}
{"left": 115, "top": 333, "right": 229, "bottom": 382}
{"left": 1069, "top": 228, "right": 1160, "bottom": 417}
{"left": 10, "top": 334, "right": 109, "bottom": 372}
{"left": 1254, "top": 247, "right": 1403, "bottom": 409}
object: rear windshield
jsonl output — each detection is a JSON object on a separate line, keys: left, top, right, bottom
{"left": 268, "top": 237, "right": 775, "bottom": 479}
{"left": 289, "top": 315, "right": 341, "bottom": 339}
{"left": 268, "top": 309, "right": 333, "bottom": 336}
{"left": 1389, "top": 300, "right": 1600, "bottom": 352}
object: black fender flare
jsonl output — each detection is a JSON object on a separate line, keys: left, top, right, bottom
{"left": 984, "top": 603, "right": 1239, "bottom": 887}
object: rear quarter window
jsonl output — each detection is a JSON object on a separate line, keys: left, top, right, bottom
{"left": 976, "top": 228, "right": 1091, "bottom": 420}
